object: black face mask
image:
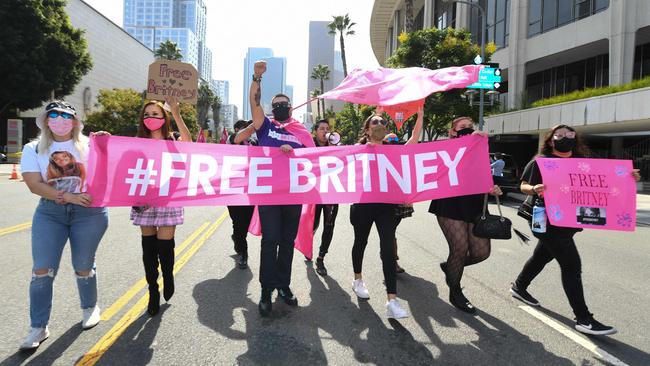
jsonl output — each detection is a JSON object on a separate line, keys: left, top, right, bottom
{"left": 553, "top": 137, "right": 576, "bottom": 153}
{"left": 272, "top": 105, "right": 291, "bottom": 121}
{"left": 455, "top": 127, "right": 474, "bottom": 137}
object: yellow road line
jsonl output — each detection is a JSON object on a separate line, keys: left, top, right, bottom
{"left": 0, "top": 221, "right": 32, "bottom": 236}
{"left": 76, "top": 211, "right": 228, "bottom": 366}
{"left": 101, "top": 221, "right": 211, "bottom": 321}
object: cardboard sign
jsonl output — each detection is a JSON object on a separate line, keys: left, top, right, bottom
{"left": 146, "top": 60, "right": 198, "bottom": 104}
{"left": 537, "top": 157, "right": 637, "bottom": 231}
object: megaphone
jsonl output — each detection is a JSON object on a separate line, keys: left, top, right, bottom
{"left": 326, "top": 132, "right": 341, "bottom": 145}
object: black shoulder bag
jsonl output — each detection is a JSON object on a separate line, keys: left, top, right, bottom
{"left": 473, "top": 195, "right": 512, "bottom": 240}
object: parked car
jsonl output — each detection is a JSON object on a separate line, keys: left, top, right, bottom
{"left": 489, "top": 153, "right": 521, "bottom": 196}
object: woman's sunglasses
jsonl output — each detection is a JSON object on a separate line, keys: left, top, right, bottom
{"left": 370, "top": 118, "right": 388, "bottom": 126}
{"left": 48, "top": 111, "right": 74, "bottom": 120}
{"left": 385, "top": 136, "right": 399, "bottom": 142}
{"left": 553, "top": 131, "right": 576, "bottom": 140}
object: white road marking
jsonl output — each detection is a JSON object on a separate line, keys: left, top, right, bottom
{"left": 518, "top": 305, "right": 628, "bottom": 366}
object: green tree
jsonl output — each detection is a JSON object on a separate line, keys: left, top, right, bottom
{"left": 197, "top": 82, "right": 214, "bottom": 129}
{"left": 311, "top": 64, "right": 330, "bottom": 117}
{"left": 334, "top": 103, "right": 374, "bottom": 145}
{"left": 154, "top": 40, "right": 183, "bottom": 61}
{"left": 0, "top": 0, "right": 92, "bottom": 115}
{"left": 387, "top": 27, "right": 495, "bottom": 140}
{"left": 84, "top": 88, "right": 198, "bottom": 137}
{"left": 310, "top": 88, "right": 322, "bottom": 120}
{"left": 328, "top": 14, "right": 355, "bottom": 78}
{"left": 211, "top": 95, "right": 222, "bottom": 142}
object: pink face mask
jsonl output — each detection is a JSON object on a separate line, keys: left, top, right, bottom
{"left": 48, "top": 117, "right": 74, "bottom": 136}
{"left": 144, "top": 117, "right": 165, "bottom": 131}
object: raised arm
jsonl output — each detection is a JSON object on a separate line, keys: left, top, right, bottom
{"left": 166, "top": 96, "right": 191, "bottom": 142}
{"left": 233, "top": 124, "right": 255, "bottom": 144}
{"left": 405, "top": 106, "right": 424, "bottom": 145}
{"left": 250, "top": 61, "right": 267, "bottom": 130}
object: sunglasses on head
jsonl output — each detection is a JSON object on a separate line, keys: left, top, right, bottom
{"left": 272, "top": 102, "right": 291, "bottom": 109}
{"left": 48, "top": 111, "right": 74, "bottom": 120}
{"left": 385, "top": 136, "right": 399, "bottom": 142}
{"left": 370, "top": 118, "right": 388, "bottom": 126}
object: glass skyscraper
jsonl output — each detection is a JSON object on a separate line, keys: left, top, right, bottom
{"left": 242, "top": 48, "right": 289, "bottom": 120}
{"left": 124, "top": 0, "right": 212, "bottom": 81}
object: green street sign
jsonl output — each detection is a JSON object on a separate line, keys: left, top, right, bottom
{"left": 467, "top": 67, "right": 502, "bottom": 90}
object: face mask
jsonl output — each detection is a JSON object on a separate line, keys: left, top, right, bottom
{"left": 272, "top": 105, "right": 291, "bottom": 121}
{"left": 455, "top": 127, "right": 474, "bottom": 137}
{"left": 144, "top": 117, "right": 165, "bottom": 131}
{"left": 48, "top": 117, "right": 74, "bottom": 136}
{"left": 370, "top": 124, "right": 387, "bottom": 141}
{"left": 553, "top": 137, "right": 576, "bottom": 153}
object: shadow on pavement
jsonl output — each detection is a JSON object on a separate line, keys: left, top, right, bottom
{"left": 397, "top": 272, "right": 575, "bottom": 365}
{"left": 0, "top": 323, "right": 83, "bottom": 366}
{"left": 93, "top": 304, "right": 170, "bottom": 366}
{"left": 532, "top": 306, "right": 650, "bottom": 365}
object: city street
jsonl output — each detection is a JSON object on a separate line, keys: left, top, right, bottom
{"left": 0, "top": 173, "right": 649, "bottom": 365}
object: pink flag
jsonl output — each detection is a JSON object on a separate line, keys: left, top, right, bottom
{"left": 196, "top": 128, "right": 205, "bottom": 143}
{"left": 219, "top": 128, "right": 228, "bottom": 144}
{"left": 319, "top": 65, "right": 482, "bottom": 106}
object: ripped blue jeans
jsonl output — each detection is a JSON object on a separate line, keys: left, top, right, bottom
{"left": 30, "top": 199, "right": 108, "bottom": 328}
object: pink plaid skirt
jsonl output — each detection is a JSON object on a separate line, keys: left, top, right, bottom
{"left": 130, "top": 206, "right": 184, "bottom": 226}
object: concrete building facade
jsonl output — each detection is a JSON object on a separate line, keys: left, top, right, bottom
{"left": 370, "top": 0, "right": 650, "bottom": 184}
{"left": 5, "top": 0, "right": 155, "bottom": 146}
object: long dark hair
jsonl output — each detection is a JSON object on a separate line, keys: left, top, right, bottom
{"left": 137, "top": 100, "right": 173, "bottom": 139}
{"left": 540, "top": 124, "right": 590, "bottom": 157}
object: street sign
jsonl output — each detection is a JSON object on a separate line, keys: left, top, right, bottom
{"left": 467, "top": 66, "right": 502, "bottom": 90}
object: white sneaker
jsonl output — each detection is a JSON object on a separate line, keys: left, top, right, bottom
{"left": 352, "top": 279, "right": 370, "bottom": 299}
{"left": 82, "top": 305, "right": 101, "bottom": 329}
{"left": 386, "top": 299, "right": 409, "bottom": 319}
{"left": 19, "top": 326, "right": 50, "bottom": 350}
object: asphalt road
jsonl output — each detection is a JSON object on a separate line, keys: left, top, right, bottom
{"left": 0, "top": 177, "right": 648, "bottom": 365}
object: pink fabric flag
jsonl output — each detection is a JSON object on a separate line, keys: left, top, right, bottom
{"left": 196, "top": 128, "right": 205, "bottom": 143}
{"left": 383, "top": 99, "right": 425, "bottom": 130}
{"left": 219, "top": 128, "right": 228, "bottom": 144}
{"left": 319, "top": 65, "right": 482, "bottom": 106}
{"left": 536, "top": 158, "right": 637, "bottom": 231}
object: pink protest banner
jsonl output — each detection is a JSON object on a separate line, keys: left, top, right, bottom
{"left": 537, "top": 158, "right": 637, "bottom": 231}
{"left": 86, "top": 135, "right": 493, "bottom": 207}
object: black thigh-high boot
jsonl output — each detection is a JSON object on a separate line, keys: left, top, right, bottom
{"left": 157, "top": 238, "right": 175, "bottom": 301}
{"left": 141, "top": 235, "right": 160, "bottom": 316}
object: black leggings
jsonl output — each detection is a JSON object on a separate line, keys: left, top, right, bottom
{"left": 515, "top": 233, "right": 590, "bottom": 320}
{"left": 350, "top": 203, "right": 397, "bottom": 294}
{"left": 313, "top": 204, "right": 339, "bottom": 258}
{"left": 227, "top": 205, "right": 255, "bottom": 255}
{"left": 437, "top": 216, "right": 491, "bottom": 288}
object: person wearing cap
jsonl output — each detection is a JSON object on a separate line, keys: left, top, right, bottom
{"left": 19, "top": 101, "right": 110, "bottom": 350}
{"left": 129, "top": 97, "right": 191, "bottom": 317}
{"left": 236, "top": 60, "right": 315, "bottom": 317}
{"left": 310, "top": 119, "right": 340, "bottom": 276}
{"left": 226, "top": 119, "right": 256, "bottom": 269}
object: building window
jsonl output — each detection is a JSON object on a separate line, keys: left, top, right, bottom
{"left": 526, "top": 54, "right": 608, "bottom": 103}
{"left": 529, "top": 0, "right": 609, "bottom": 37}
{"left": 633, "top": 42, "right": 650, "bottom": 80}
{"left": 469, "top": 0, "right": 509, "bottom": 49}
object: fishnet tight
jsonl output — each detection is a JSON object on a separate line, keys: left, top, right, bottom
{"left": 437, "top": 216, "right": 491, "bottom": 287}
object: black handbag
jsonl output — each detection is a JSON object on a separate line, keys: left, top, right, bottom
{"left": 473, "top": 195, "right": 512, "bottom": 240}
{"left": 517, "top": 195, "right": 534, "bottom": 221}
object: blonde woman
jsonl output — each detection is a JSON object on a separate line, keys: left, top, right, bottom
{"left": 20, "top": 101, "right": 109, "bottom": 350}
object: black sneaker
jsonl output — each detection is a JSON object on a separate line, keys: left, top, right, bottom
{"left": 258, "top": 288, "right": 273, "bottom": 317}
{"left": 509, "top": 283, "right": 540, "bottom": 307}
{"left": 315, "top": 258, "right": 328, "bottom": 276}
{"left": 236, "top": 253, "right": 248, "bottom": 269}
{"left": 449, "top": 286, "right": 476, "bottom": 314}
{"left": 277, "top": 287, "right": 298, "bottom": 306}
{"left": 575, "top": 316, "right": 617, "bottom": 336}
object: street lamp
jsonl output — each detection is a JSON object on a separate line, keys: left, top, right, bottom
{"left": 442, "top": 0, "right": 487, "bottom": 131}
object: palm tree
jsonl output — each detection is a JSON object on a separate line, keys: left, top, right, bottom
{"left": 328, "top": 14, "right": 355, "bottom": 78}
{"left": 310, "top": 88, "right": 322, "bottom": 119}
{"left": 154, "top": 40, "right": 183, "bottom": 61}
{"left": 211, "top": 95, "right": 222, "bottom": 137}
{"left": 197, "top": 82, "right": 214, "bottom": 129}
{"left": 310, "top": 64, "right": 330, "bottom": 116}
